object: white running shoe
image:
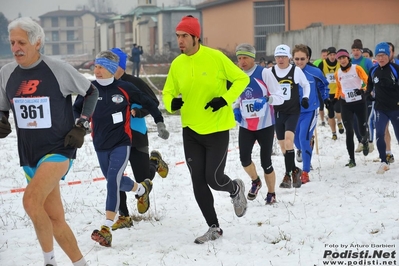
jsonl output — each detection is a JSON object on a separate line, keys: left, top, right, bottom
{"left": 194, "top": 225, "right": 223, "bottom": 244}
{"left": 296, "top": 150, "right": 302, "bottom": 162}
{"left": 376, "top": 162, "right": 390, "bottom": 174}
{"left": 368, "top": 142, "right": 374, "bottom": 153}
{"left": 355, "top": 142, "right": 363, "bottom": 153}
{"left": 231, "top": 179, "right": 247, "bottom": 217}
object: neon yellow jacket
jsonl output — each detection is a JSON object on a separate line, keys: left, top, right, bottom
{"left": 162, "top": 45, "right": 249, "bottom": 134}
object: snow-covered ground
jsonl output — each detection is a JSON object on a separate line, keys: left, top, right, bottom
{"left": 0, "top": 76, "right": 398, "bottom": 265}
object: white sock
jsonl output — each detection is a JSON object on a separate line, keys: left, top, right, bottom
{"left": 73, "top": 257, "right": 87, "bottom": 266}
{"left": 104, "top": 219, "right": 113, "bottom": 228}
{"left": 136, "top": 183, "right": 145, "bottom": 196}
{"left": 43, "top": 250, "right": 57, "bottom": 266}
{"left": 387, "top": 151, "right": 392, "bottom": 155}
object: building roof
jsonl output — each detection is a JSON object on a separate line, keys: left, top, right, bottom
{"left": 39, "top": 10, "right": 93, "bottom": 18}
{"left": 124, "top": 5, "right": 161, "bottom": 17}
{"left": 196, "top": 0, "right": 238, "bottom": 9}
{"left": 124, "top": 5, "right": 197, "bottom": 17}
{"left": 161, "top": 6, "right": 198, "bottom": 12}
{"left": 39, "top": 9, "right": 116, "bottom": 20}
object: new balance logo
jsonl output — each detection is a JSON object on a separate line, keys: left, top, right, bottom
{"left": 27, "top": 121, "right": 37, "bottom": 127}
{"left": 16, "top": 80, "right": 40, "bottom": 96}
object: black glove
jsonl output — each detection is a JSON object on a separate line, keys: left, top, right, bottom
{"left": 204, "top": 97, "right": 227, "bottom": 112}
{"left": 171, "top": 98, "right": 184, "bottom": 111}
{"left": 367, "top": 94, "right": 375, "bottom": 102}
{"left": 64, "top": 126, "right": 86, "bottom": 148}
{"left": 324, "top": 98, "right": 331, "bottom": 109}
{"left": 0, "top": 116, "right": 11, "bottom": 138}
{"left": 354, "top": 89, "right": 364, "bottom": 96}
{"left": 331, "top": 98, "right": 338, "bottom": 105}
{"left": 301, "top": 97, "right": 309, "bottom": 109}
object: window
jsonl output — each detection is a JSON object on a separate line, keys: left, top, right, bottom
{"left": 67, "top": 17, "right": 74, "bottom": 27}
{"left": 67, "top": 44, "right": 75, "bottom": 54}
{"left": 67, "top": 31, "right": 75, "bottom": 41}
{"left": 254, "top": 1, "right": 285, "bottom": 54}
{"left": 52, "top": 31, "right": 59, "bottom": 41}
{"left": 52, "top": 44, "right": 60, "bottom": 55}
{"left": 51, "top": 17, "right": 58, "bottom": 27}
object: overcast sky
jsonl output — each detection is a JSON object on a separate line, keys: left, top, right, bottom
{"left": 1, "top": 0, "right": 199, "bottom": 21}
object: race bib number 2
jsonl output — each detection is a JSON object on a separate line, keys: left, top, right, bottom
{"left": 13, "top": 97, "right": 52, "bottom": 129}
{"left": 280, "top": 83, "right": 291, "bottom": 101}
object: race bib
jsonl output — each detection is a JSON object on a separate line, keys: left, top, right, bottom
{"left": 112, "top": 112, "right": 123, "bottom": 124}
{"left": 241, "top": 99, "right": 265, "bottom": 118}
{"left": 280, "top": 83, "right": 291, "bottom": 101}
{"left": 326, "top": 73, "right": 336, "bottom": 84}
{"left": 13, "top": 97, "right": 52, "bottom": 129}
{"left": 343, "top": 88, "right": 362, "bottom": 103}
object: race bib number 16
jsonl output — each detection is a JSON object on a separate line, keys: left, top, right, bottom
{"left": 241, "top": 99, "right": 266, "bottom": 118}
{"left": 13, "top": 97, "right": 52, "bottom": 129}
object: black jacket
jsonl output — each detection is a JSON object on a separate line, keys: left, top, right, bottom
{"left": 367, "top": 62, "right": 399, "bottom": 111}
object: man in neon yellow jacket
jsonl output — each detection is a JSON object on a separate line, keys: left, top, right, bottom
{"left": 162, "top": 15, "right": 250, "bottom": 244}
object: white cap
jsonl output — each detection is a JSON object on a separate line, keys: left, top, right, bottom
{"left": 274, "top": 44, "right": 291, "bottom": 58}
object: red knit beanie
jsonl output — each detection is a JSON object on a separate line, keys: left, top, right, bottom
{"left": 176, "top": 16, "right": 201, "bottom": 38}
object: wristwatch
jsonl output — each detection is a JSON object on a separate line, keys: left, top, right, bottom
{"left": 75, "top": 117, "right": 90, "bottom": 130}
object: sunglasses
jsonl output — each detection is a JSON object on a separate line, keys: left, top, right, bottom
{"left": 294, "top": 57, "right": 306, "bottom": 61}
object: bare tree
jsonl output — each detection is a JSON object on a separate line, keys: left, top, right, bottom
{"left": 87, "top": 0, "right": 115, "bottom": 13}
{"left": 0, "top": 12, "right": 10, "bottom": 56}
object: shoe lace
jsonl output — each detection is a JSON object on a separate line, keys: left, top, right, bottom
{"left": 231, "top": 189, "right": 244, "bottom": 208}
{"left": 100, "top": 227, "right": 111, "bottom": 237}
{"left": 115, "top": 219, "right": 124, "bottom": 225}
{"left": 137, "top": 195, "right": 145, "bottom": 205}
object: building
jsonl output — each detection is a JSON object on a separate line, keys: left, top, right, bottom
{"left": 118, "top": 4, "right": 200, "bottom": 58}
{"left": 197, "top": 0, "right": 399, "bottom": 57}
{"left": 39, "top": 9, "right": 114, "bottom": 57}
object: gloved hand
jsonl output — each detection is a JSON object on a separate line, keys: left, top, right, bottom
{"left": 131, "top": 108, "right": 144, "bottom": 118}
{"left": 64, "top": 126, "right": 86, "bottom": 148}
{"left": 324, "top": 98, "right": 331, "bottom": 109}
{"left": 301, "top": 97, "right": 309, "bottom": 109}
{"left": 331, "top": 98, "right": 338, "bottom": 105}
{"left": 0, "top": 116, "right": 11, "bottom": 138}
{"left": 354, "top": 89, "right": 364, "bottom": 95}
{"left": 204, "top": 97, "right": 227, "bottom": 112}
{"left": 233, "top": 108, "right": 242, "bottom": 123}
{"left": 253, "top": 96, "right": 269, "bottom": 111}
{"left": 156, "top": 122, "right": 170, "bottom": 140}
{"left": 171, "top": 98, "right": 184, "bottom": 111}
{"left": 367, "top": 94, "right": 375, "bottom": 102}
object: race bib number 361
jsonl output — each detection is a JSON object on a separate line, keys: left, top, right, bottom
{"left": 13, "top": 97, "right": 52, "bottom": 129}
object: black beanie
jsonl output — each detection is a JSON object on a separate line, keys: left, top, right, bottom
{"left": 327, "top": 47, "right": 336, "bottom": 55}
{"left": 351, "top": 39, "right": 363, "bottom": 50}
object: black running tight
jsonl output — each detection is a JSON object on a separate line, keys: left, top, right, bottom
{"left": 340, "top": 100, "right": 368, "bottom": 161}
{"left": 183, "top": 127, "right": 236, "bottom": 228}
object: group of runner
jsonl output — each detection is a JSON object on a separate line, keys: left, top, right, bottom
{"left": 313, "top": 39, "right": 399, "bottom": 172}
{"left": 237, "top": 39, "right": 399, "bottom": 209}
